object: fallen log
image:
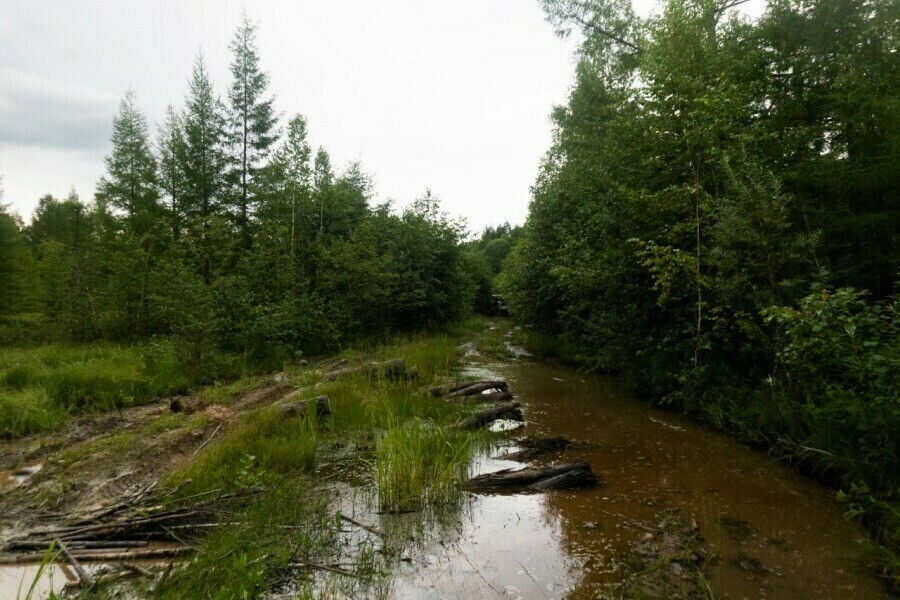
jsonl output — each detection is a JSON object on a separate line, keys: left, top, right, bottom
{"left": 501, "top": 436, "right": 575, "bottom": 461}
{"left": 324, "top": 359, "right": 408, "bottom": 382}
{"left": 444, "top": 390, "right": 513, "bottom": 404}
{"left": 463, "top": 462, "right": 600, "bottom": 492}
{"left": 277, "top": 394, "right": 332, "bottom": 419}
{"left": 0, "top": 547, "right": 194, "bottom": 565}
{"left": 450, "top": 402, "right": 523, "bottom": 430}
{"left": 422, "top": 380, "right": 484, "bottom": 397}
{"left": 444, "top": 381, "right": 509, "bottom": 400}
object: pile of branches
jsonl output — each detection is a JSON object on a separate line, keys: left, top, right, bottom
{"left": 1, "top": 480, "right": 259, "bottom": 581}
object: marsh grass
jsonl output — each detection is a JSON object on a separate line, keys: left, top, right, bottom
{"left": 0, "top": 341, "right": 250, "bottom": 438}
{"left": 473, "top": 320, "right": 515, "bottom": 359}
{"left": 376, "top": 421, "right": 473, "bottom": 512}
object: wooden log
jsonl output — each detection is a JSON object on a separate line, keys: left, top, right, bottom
{"left": 422, "top": 380, "right": 482, "bottom": 397}
{"left": 463, "top": 462, "right": 600, "bottom": 491}
{"left": 57, "top": 539, "right": 94, "bottom": 587}
{"left": 277, "top": 394, "right": 332, "bottom": 419}
{"left": 501, "top": 436, "right": 575, "bottom": 461}
{"left": 446, "top": 390, "right": 513, "bottom": 404}
{"left": 444, "top": 381, "right": 509, "bottom": 400}
{"left": 0, "top": 547, "right": 194, "bottom": 565}
{"left": 5, "top": 540, "right": 150, "bottom": 551}
{"left": 450, "top": 402, "right": 523, "bottom": 430}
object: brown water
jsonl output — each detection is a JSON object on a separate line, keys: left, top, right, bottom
{"left": 386, "top": 354, "right": 889, "bottom": 599}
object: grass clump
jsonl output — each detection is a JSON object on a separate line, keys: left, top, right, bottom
{"left": 0, "top": 387, "right": 67, "bottom": 437}
{"left": 376, "top": 420, "right": 473, "bottom": 513}
{"left": 169, "top": 407, "right": 318, "bottom": 495}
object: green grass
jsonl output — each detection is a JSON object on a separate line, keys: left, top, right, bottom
{"left": 154, "top": 480, "right": 335, "bottom": 600}
{"left": 376, "top": 420, "right": 473, "bottom": 512}
{"left": 148, "top": 325, "right": 490, "bottom": 596}
{"left": 0, "top": 340, "right": 250, "bottom": 438}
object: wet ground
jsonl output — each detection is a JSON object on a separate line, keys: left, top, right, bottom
{"left": 1, "top": 331, "right": 891, "bottom": 599}
{"left": 380, "top": 339, "right": 889, "bottom": 599}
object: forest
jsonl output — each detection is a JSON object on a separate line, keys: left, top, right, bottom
{"left": 0, "top": 15, "right": 493, "bottom": 418}
{"left": 0, "top": 0, "right": 898, "bottom": 596}
{"left": 501, "top": 0, "right": 899, "bottom": 581}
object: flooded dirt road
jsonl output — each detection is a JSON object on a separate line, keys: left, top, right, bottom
{"left": 385, "top": 346, "right": 889, "bottom": 599}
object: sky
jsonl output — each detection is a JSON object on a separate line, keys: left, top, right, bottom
{"left": 0, "top": 0, "right": 584, "bottom": 233}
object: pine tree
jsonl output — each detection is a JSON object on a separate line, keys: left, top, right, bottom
{"left": 228, "top": 13, "right": 278, "bottom": 246}
{"left": 96, "top": 90, "right": 159, "bottom": 234}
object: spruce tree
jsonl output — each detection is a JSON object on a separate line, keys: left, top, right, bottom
{"left": 96, "top": 90, "right": 159, "bottom": 234}
{"left": 228, "top": 13, "right": 278, "bottom": 246}
{"left": 182, "top": 54, "right": 229, "bottom": 282}
{"left": 157, "top": 105, "right": 187, "bottom": 239}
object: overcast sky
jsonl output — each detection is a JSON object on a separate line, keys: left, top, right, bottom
{"left": 0, "top": 0, "right": 589, "bottom": 232}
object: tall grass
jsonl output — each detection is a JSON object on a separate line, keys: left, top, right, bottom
{"left": 0, "top": 340, "right": 248, "bottom": 438}
{"left": 376, "top": 421, "right": 473, "bottom": 512}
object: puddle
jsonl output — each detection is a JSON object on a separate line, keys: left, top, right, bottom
{"left": 383, "top": 352, "right": 889, "bottom": 598}
{"left": 0, "top": 562, "right": 113, "bottom": 600}
{"left": 0, "top": 465, "right": 42, "bottom": 491}
{"left": 0, "top": 564, "right": 71, "bottom": 600}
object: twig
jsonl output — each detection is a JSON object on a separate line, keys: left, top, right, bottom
{"left": 193, "top": 423, "right": 223, "bottom": 457}
{"left": 339, "top": 515, "right": 384, "bottom": 538}
{"left": 290, "top": 560, "right": 362, "bottom": 579}
{"left": 118, "top": 562, "right": 154, "bottom": 577}
{"left": 56, "top": 539, "right": 94, "bottom": 588}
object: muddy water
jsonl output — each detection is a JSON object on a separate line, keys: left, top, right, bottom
{"left": 387, "top": 355, "right": 889, "bottom": 599}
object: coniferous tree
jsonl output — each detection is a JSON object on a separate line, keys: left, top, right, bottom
{"left": 96, "top": 90, "right": 159, "bottom": 235}
{"left": 228, "top": 13, "right": 278, "bottom": 246}
{"left": 266, "top": 114, "right": 312, "bottom": 259}
{"left": 312, "top": 147, "right": 333, "bottom": 235}
{"left": 181, "top": 54, "right": 230, "bottom": 283}
{"left": 157, "top": 105, "right": 187, "bottom": 239}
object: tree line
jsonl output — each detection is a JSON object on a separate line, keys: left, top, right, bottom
{"left": 0, "top": 15, "right": 481, "bottom": 368}
{"left": 502, "top": 0, "right": 898, "bottom": 579}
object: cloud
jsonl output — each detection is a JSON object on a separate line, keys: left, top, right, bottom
{"left": 0, "top": 67, "right": 118, "bottom": 151}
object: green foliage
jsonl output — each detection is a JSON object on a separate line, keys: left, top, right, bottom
{"left": 507, "top": 0, "right": 900, "bottom": 581}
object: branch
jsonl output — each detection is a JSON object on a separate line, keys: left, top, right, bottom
{"left": 569, "top": 13, "right": 642, "bottom": 53}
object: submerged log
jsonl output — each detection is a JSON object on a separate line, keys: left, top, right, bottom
{"left": 501, "top": 436, "right": 575, "bottom": 461}
{"left": 323, "top": 359, "right": 408, "bottom": 382}
{"left": 422, "top": 379, "right": 509, "bottom": 398}
{"left": 445, "top": 390, "right": 513, "bottom": 404}
{"left": 463, "top": 462, "right": 600, "bottom": 492}
{"left": 450, "top": 402, "right": 523, "bottom": 430}
{"left": 444, "top": 380, "right": 509, "bottom": 400}
{"left": 0, "top": 547, "right": 194, "bottom": 565}
{"left": 277, "top": 394, "right": 332, "bottom": 419}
